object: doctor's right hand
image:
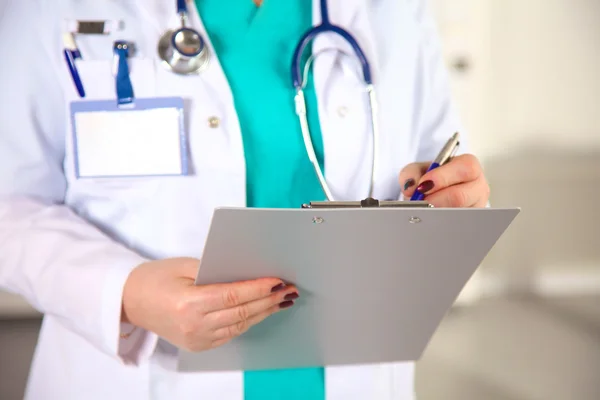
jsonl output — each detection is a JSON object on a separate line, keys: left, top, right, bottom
{"left": 121, "top": 257, "right": 298, "bottom": 352}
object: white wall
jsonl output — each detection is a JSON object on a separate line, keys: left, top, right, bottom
{"left": 428, "top": 0, "right": 493, "bottom": 158}
{"left": 433, "top": 0, "right": 600, "bottom": 157}
{"left": 490, "top": 0, "right": 600, "bottom": 154}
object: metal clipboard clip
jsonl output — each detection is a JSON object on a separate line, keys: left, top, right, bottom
{"left": 301, "top": 197, "right": 433, "bottom": 209}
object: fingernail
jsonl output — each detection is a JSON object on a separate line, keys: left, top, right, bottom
{"left": 403, "top": 178, "right": 416, "bottom": 191}
{"left": 279, "top": 300, "right": 294, "bottom": 309}
{"left": 417, "top": 180, "right": 434, "bottom": 193}
{"left": 271, "top": 283, "right": 286, "bottom": 293}
{"left": 284, "top": 292, "right": 299, "bottom": 301}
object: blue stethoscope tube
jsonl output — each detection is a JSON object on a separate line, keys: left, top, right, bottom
{"left": 291, "top": 0, "right": 378, "bottom": 201}
{"left": 176, "top": 0, "right": 187, "bottom": 14}
{"left": 291, "top": 0, "right": 373, "bottom": 89}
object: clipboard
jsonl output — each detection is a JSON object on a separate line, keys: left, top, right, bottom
{"left": 176, "top": 199, "right": 520, "bottom": 372}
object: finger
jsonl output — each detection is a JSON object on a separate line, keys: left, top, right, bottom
{"left": 204, "top": 286, "right": 299, "bottom": 329}
{"left": 210, "top": 337, "right": 232, "bottom": 349}
{"left": 474, "top": 176, "right": 491, "bottom": 208}
{"left": 425, "top": 176, "right": 487, "bottom": 208}
{"left": 415, "top": 154, "right": 482, "bottom": 196}
{"left": 398, "top": 162, "right": 430, "bottom": 198}
{"left": 211, "top": 301, "right": 293, "bottom": 341}
{"left": 197, "top": 278, "right": 288, "bottom": 313}
{"left": 177, "top": 258, "right": 201, "bottom": 279}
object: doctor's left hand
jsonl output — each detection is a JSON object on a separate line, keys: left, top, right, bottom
{"left": 121, "top": 257, "right": 299, "bottom": 352}
{"left": 399, "top": 154, "right": 490, "bottom": 208}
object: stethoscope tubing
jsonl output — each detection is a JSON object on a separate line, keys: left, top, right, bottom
{"left": 291, "top": 2, "right": 373, "bottom": 89}
{"left": 291, "top": 0, "right": 378, "bottom": 201}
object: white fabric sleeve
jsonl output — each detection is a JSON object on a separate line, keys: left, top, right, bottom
{"left": 407, "top": 0, "right": 491, "bottom": 205}
{"left": 407, "top": 0, "right": 473, "bottom": 160}
{"left": 0, "top": 2, "right": 158, "bottom": 365}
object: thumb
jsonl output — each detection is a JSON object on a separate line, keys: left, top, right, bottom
{"left": 398, "top": 162, "right": 430, "bottom": 198}
{"left": 163, "top": 257, "right": 201, "bottom": 279}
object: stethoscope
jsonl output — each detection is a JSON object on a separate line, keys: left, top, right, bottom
{"left": 158, "top": 0, "right": 378, "bottom": 201}
{"left": 158, "top": 0, "right": 210, "bottom": 74}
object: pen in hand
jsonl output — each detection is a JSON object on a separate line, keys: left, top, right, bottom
{"left": 410, "top": 132, "right": 460, "bottom": 201}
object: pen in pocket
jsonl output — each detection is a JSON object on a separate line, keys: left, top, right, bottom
{"left": 63, "top": 32, "right": 86, "bottom": 98}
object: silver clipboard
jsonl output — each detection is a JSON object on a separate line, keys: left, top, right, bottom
{"left": 176, "top": 199, "right": 520, "bottom": 372}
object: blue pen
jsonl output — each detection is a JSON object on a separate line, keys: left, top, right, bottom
{"left": 63, "top": 33, "right": 86, "bottom": 98}
{"left": 410, "top": 132, "right": 461, "bottom": 201}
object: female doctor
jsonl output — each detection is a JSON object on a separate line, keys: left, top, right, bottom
{"left": 0, "top": 0, "right": 489, "bottom": 399}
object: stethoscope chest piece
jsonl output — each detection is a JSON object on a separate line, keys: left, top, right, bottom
{"left": 158, "top": 27, "right": 210, "bottom": 75}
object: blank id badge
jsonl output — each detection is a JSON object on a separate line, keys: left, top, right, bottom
{"left": 69, "top": 97, "right": 188, "bottom": 178}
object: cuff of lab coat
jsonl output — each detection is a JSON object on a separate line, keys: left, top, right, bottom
{"left": 118, "top": 322, "right": 160, "bottom": 366}
{"left": 103, "top": 258, "right": 159, "bottom": 365}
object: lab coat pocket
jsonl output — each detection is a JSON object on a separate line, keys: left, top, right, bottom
{"left": 64, "top": 58, "right": 167, "bottom": 202}
{"left": 67, "top": 58, "right": 157, "bottom": 101}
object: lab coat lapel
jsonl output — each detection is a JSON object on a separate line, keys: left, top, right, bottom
{"left": 311, "top": 0, "right": 363, "bottom": 87}
{"left": 311, "top": 0, "right": 382, "bottom": 201}
{"left": 132, "top": 0, "right": 171, "bottom": 38}
{"left": 311, "top": 0, "right": 381, "bottom": 86}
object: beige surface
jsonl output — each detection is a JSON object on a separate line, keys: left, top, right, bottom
{"left": 416, "top": 296, "right": 600, "bottom": 400}
{"left": 0, "top": 291, "right": 40, "bottom": 319}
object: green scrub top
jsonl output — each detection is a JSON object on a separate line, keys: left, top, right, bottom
{"left": 195, "top": 1, "right": 326, "bottom": 399}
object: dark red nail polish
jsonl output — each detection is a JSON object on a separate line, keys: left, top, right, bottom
{"left": 271, "top": 283, "right": 285, "bottom": 293}
{"left": 403, "top": 178, "right": 416, "bottom": 191}
{"left": 279, "top": 300, "right": 294, "bottom": 309}
{"left": 417, "top": 180, "right": 434, "bottom": 193}
{"left": 284, "top": 292, "right": 299, "bottom": 301}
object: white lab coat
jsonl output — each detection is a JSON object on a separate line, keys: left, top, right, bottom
{"left": 0, "top": 0, "right": 468, "bottom": 399}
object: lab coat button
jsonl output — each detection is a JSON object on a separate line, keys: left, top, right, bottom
{"left": 208, "top": 116, "right": 220, "bottom": 128}
{"left": 337, "top": 106, "right": 348, "bottom": 118}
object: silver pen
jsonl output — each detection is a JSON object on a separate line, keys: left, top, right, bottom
{"left": 410, "top": 132, "right": 460, "bottom": 201}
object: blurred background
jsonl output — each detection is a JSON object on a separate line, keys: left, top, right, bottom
{"left": 1, "top": 0, "right": 599, "bottom": 399}
{"left": 415, "top": 0, "right": 600, "bottom": 399}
